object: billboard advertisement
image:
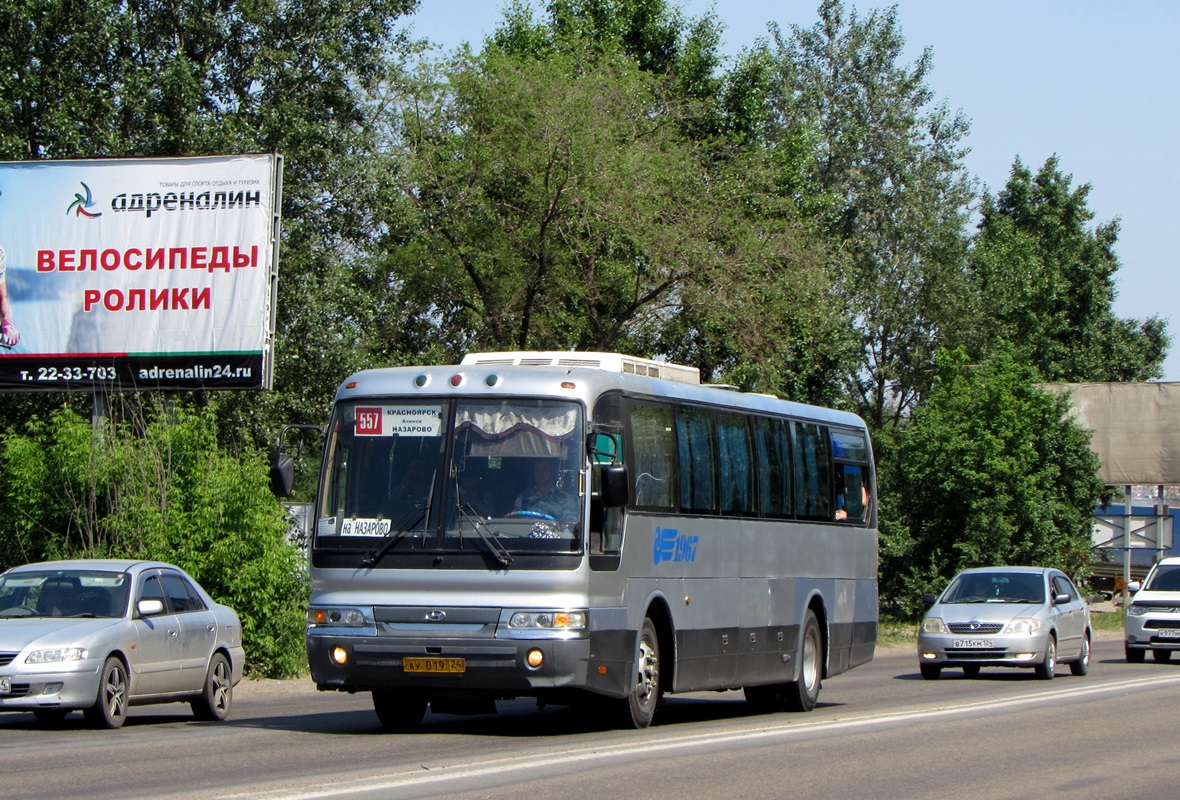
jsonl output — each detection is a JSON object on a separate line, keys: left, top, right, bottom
{"left": 0, "top": 154, "right": 282, "bottom": 391}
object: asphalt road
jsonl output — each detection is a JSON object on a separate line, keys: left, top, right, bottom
{"left": 2, "top": 630, "right": 1175, "bottom": 800}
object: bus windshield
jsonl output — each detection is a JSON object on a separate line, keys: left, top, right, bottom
{"left": 314, "top": 398, "right": 584, "bottom": 558}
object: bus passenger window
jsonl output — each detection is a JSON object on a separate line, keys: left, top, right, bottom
{"left": 717, "top": 414, "right": 753, "bottom": 515}
{"left": 754, "top": 417, "right": 792, "bottom": 518}
{"left": 794, "top": 422, "right": 831, "bottom": 519}
{"left": 629, "top": 405, "right": 674, "bottom": 509}
{"left": 834, "top": 464, "right": 867, "bottom": 522}
{"left": 677, "top": 408, "right": 717, "bottom": 515}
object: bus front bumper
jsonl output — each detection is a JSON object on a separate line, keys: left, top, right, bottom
{"left": 307, "top": 632, "right": 607, "bottom": 696}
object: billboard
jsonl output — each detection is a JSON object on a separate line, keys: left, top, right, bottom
{"left": 1046, "top": 382, "right": 1180, "bottom": 484}
{"left": 0, "top": 154, "right": 282, "bottom": 391}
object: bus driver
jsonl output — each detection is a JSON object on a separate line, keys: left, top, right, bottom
{"left": 513, "top": 458, "right": 578, "bottom": 523}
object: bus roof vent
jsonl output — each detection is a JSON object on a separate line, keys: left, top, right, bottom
{"left": 460, "top": 351, "right": 700, "bottom": 385}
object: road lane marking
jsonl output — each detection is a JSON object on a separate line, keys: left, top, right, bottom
{"left": 213, "top": 673, "right": 1180, "bottom": 800}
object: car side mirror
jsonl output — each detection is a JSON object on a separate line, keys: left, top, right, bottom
{"left": 1053, "top": 593, "right": 1070, "bottom": 605}
{"left": 1126, "top": 581, "right": 1141, "bottom": 593}
{"left": 137, "top": 599, "right": 165, "bottom": 617}
{"left": 922, "top": 593, "right": 938, "bottom": 605}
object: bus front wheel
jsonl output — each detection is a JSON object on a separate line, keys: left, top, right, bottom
{"left": 621, "top": 617, "right": 661, "bottom": 729}
{"left": 783, "top": 609, "right": 822, "bottom": 712}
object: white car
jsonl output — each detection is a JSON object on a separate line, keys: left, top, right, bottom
{"left": 1125, "top": 556, "right": 1180, "bottom": 662}
{"left": 0, "top": 559, "right": 244, "bottom": 727}
{"left": 918, "top": 566, "right": 1092, "bottom": 680}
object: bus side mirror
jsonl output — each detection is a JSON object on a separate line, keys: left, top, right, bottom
{"left": 271, "top": 450, "right": 295, "bottom": 498}
{"left": 600, "top": 463, "right": 629, "bottom": 508}
{"left": 269, "top": 423, "right": 324, "bottom": 498}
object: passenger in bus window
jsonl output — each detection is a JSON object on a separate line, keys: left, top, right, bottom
{"left": 514, "top": 458, "right": 579, "bottom": 522}
{"left": 834, "top": 464, "right": 868, "bottom": 521}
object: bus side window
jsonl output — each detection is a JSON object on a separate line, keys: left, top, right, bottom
{"left": 628, "top": 404, "right": 674, "bottom": 510}
{"left": 794, "top": 422, "right": 831, "bottom": 519}
{"left": 677, "top": 407, "right": 717, "bottom": 515}
{"left": 831, "top": 429, "right": 870, "bottom": 523}
{"left": 834, "top": 463, "right": 867, "bottom": 522}
{"left": 717, "top": 413, "right": 753, "bottom": 516}
{"left": 754, "top": 417, "right": 792, "bottom": 518}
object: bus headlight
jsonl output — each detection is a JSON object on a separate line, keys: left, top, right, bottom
{"left": 507, "top": 610, "right": 587, "bottom": 631}
{"left": 308, "top": 607, "right": 368, "bottom": 627}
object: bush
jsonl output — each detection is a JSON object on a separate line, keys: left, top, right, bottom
{"left": 0, "top": 397, "right": 307, "bottom": 678}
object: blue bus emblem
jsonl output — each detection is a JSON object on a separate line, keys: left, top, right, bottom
{"left": 653, "top": 527, "right": 699, "bottom": 564}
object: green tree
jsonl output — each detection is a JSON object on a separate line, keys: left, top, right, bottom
{"left": 364, "top": 0, "right": 852, "bottom": 398}
{"left": 765, "top": 0, "right": 975, "bottom": 425}
{"left": 371, "top": 34, "right": 839, "bottom": 391}
{"left": 0, "top": 398, "right": 306, "bottom": 677}
{"left": 969, "top": 156, "right": 1169, "bottom": 382}
{"left": 880, "top": 347, "right": 1107, "bottom": 617}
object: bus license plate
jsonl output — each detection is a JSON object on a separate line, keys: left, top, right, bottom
{"left": 952, "top": 638, "right": 993, "bottom": 649}
{"left": 403, "top": 657, "right": 465, "bottom": 674}
{"left": 1156, "top": 629, "right": 1180, "bottom": 639}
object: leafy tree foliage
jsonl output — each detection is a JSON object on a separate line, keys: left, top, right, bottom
{"left": 0, "top": 399, "right": 306, "bottom": 677}
{"left": 764, "top": 0, "right": 975, "bottom": 426}
{"left": 879, "top": 348, "right": 1107, "bottom": 617}
{"left": 969, "top": 156, "right": 1168, "bottom": 382}
{"left": 369, "top": 1, "right": 850, "bottom": 398}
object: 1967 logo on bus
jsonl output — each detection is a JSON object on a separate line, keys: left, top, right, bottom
{"left": 653, "top": 527, "right": 699, "bottom": 564}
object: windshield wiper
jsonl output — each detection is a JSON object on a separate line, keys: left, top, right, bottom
{"left": 457, "top": 503, "right": 513, "bottom": 567}
{"left": 362, "top": 476, "right": 436, "bottom": 567}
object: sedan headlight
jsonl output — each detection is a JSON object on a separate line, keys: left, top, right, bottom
{"left": 921, "top": 617, "right": 947, "bottom": 634}
{"left": 25, "top": 647, "right": 88, "bottom": 664}
{"left": 1004, "top": 617, "right": 1042, "bottom": 635}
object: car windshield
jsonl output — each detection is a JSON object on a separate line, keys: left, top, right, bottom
{"left": 0, "top": 569, "right": 131, "bottom": 618}
{"left": 945, "top": 573, "right": 1045, "bottom": 604}
{"left": 1144, "top": 564, "right": 1180, "bottom": 592}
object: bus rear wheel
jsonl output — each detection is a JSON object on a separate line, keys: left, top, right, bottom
{"left": 783, "top": 609, "right": 822, "bottom": 712}
{"left": 372, "top": 690, "right": 427, "bottom": 731}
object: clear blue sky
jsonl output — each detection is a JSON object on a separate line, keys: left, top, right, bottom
{"left": 399, "top": 1, "right": 1180, "bottom": 381}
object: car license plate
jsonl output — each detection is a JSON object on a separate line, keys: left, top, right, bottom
{"left": 0, "top": 677, "right": 10, "bottom": 695}
{"left": 403, "top": 657, "right": 465, "bottom": 674}
{"left": 1157, "top": 629, "right": 1180, "bottom": 640}
{"left": 952, "top": 638, "right": 994, "bottom": 649}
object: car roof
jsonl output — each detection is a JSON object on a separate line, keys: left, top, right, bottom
{"left": 957, "top": 566, "right": 1053, "bottom": 575}
{"left": 5, "top": 558, "right": 174, "bottom": 573}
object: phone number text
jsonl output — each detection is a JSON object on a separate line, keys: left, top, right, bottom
{"left": 19, "top": 366, "right": 119, "bottom": 382}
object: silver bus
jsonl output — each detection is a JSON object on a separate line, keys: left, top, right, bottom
{"left": 295, "top": 351, "right": 877, "bottom": 729}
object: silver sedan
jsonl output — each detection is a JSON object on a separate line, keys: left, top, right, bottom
{"left": 0, "top": 559, "right": 244, "bottom": 727}
{"left": 917, "top": 566, "right": 1091, "bottom": 680}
